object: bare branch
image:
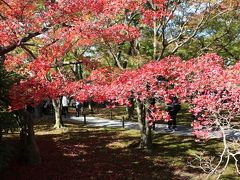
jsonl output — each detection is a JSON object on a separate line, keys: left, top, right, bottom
{"left": 106, "top": 42, "right": 124, "bottom": 70}
{"left": 170, "top": 14, "right": 209, "bottom": 55}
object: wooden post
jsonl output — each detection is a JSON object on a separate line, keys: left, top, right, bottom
{"left": 152, "top": 122, "right": 156, "bottom": 131}
{"left": 122, "top": 116, "right": 125, "bottom": 128}
{"left": 110, "top": 110, "right": 112, "bottom": 120}
{"left": 83, "top": 114, "right": 87, "bottom": 125}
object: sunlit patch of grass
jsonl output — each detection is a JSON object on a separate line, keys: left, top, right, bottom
{"left": 106, "top": 140, "right": 134, "bottom": 149}
{"left": 187, "top": 149, "right": 199, "bottom": 156}
{"left": 132, "top": 161, "right": 140, "bottom": 164}
{"left": 63, "top": 152, "right": 80, "bottom": 157}
{"left": 35, "top": 127, "right": 68, "bottom": 136}
{"left": 219, "top": 164, "right": 240, "bottom": 179}
{"left": 150, "top": 133, "right": 238, "bottom": 178}
{"left": 116, "top": 129, "right": 140, "bottom": 138}
{"left": 98, "top": 127, "right": 123, "bottom": 132}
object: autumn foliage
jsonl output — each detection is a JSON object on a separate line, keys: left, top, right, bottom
{"left": 0, "top": 1, "right": 239, "bottom": 140}
{"left": 79, "top": 54, "right": 240, "bottom": 140}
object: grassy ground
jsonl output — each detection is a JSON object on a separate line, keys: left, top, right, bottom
{"left": 0, "top": 118, "right": 239, "bottom": 180}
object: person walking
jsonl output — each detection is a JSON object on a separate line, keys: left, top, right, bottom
{"left": 62, "top": 96, "right": 68, "bottom": 118}
{"left": 75, "top": 101, "right": 81, "bottom": 117}
{"left": 166, "top": 96, "right": 181, "bottom": 132}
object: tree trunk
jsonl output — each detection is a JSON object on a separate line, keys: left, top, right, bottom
{"left": 145, "top": 100, "right": 154, "bottom": 149}
{"left": 52, "top": 99, "right": 64, "bottom": 128}
{"left": 136, "top": 99, "right": 153, "bottom": 149}
{"left": 88, "top": 101, "right": 93, "bottom": 113}
{"left": 0, "top": 128, "right": 2, "bottom": 143}
{"left": 145, "top": 97, "right": 156, "bottom": 149}
{"left": 126, "top": 97, "right": 134, "bottom": 120}
{"left": 0, "top": 54, "right": 6, "bottom": 66}
{"left": 153, "top": 13, "right": 157, "bottom": 61}
{"left": 136, "top": 99, "right": 146, "bottom": 148}
{"left": 18, "top": 110, "right": 41, "bottom": 165}
{"left": 34, "top": 104, "right": 42, "bottom": 119}
{"left": 136, "top": 99, "right": 154, "bottom": 149}
{"left": 128, "top": 40, "right": 139, "bottom": 56}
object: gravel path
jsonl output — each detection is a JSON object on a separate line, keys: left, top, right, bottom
{"left": 66, "top": 116, "right": 240, "bottom": 140}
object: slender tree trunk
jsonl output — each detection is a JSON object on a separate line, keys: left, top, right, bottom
{"left": 18, "top": 110, "right": 41, "bottom": 165}
{"left": 52, "top": 99, "right": 64, "bottom": 128}
{"left": 153, "top": 12, "right": 157, "bottom": 61}
{"left": 136, "top": 99, "right": 146, "bottom": 148}
{"left": 0, "top": 128, "right": 2, "bottom": 143}
{"left": 145, "top": 99, "right": 154, "bottom": 149}
{"left": 128, "top": 40, "right": 139, "bottom": 56}
{"left": 79, "top": 65, "right": 83, "bottom": 79}
{"left": 0, "top": 54, "right": 6, "bottom": 66}
{"left": 145, "top": 122, "right": 152, "bottom": 149}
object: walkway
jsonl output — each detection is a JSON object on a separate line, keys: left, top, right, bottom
{"left": 66, "top": 116, "right": 240, "bottom": 140}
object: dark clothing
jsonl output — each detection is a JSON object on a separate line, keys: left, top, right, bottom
{"left": 62, "top": 106, "right": 68, "bottom": 118}
{"left": 26, "top": 105, "right": 34, "bottom": 113}
{"left": 167, "top": 100, "right": 181, "bottom": 129}
{"left": 42, "top": 101, "right": 49, "bottom": 115}
{"left": 76, "top": 104, "right": 80, "bottom": 117}
{"left": 168, "top": 113, "right": 177, "bottom": 129}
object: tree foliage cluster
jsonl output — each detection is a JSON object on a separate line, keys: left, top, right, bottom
{"left": 0, "top": 0, "right": 239, "bottom": 177}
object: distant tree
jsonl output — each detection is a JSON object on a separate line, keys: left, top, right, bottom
{"left": 179, "top": 3, "right": 240, "bottom": 62}
{"left": 138, "top": 0, "right": 240, "bottom": 60}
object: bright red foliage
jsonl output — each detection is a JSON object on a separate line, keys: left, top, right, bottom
{"left": 1, "top": 1, "right": 239, "bottom": 140}
{"left": 69, "top": 54, "right": 240, "bottom": 138}
{"left": 2, "top": 0, "right": 166, "bottom": 109}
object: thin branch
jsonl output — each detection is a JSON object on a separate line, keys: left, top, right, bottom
{"left": 207, "top": 117, "right": 229, "bottom": 178}
{"left": 157, "top": 1, "right": 180, "bottom": 34}
{"left": 196, "top": 32, "right": 228, "bottom": 56}
{"left": 127, "top": 11, "right": 140, "bottom": 26}
{"left": 42, "top": 39, "right": 60, "bottom": 48}
{"left": 0, "top": 0, "right": 12, "bottom": 9}
{"left": 170, "top": 14, "right": 209, "bottom": 55}
{"left": 0, "top": 27, "right": 48, "bottom": 56}
{"left": 21, "top": 43, "right": 36, "bottom": 47}
{"left": 217, "top": 154, "right": 230, "bottom": 180}
{"left": 230, "top": 152, "right": 240, "bottom": 174}
{"left": 21, "top": 45, "right": 36, "bottom": 59}
{"left": 106, "top": 42, "right": 124, "bottom": 70}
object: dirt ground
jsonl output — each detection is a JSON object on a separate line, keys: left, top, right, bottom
{"left": 0, "top": 120, "right": 238, "bottom": 180}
